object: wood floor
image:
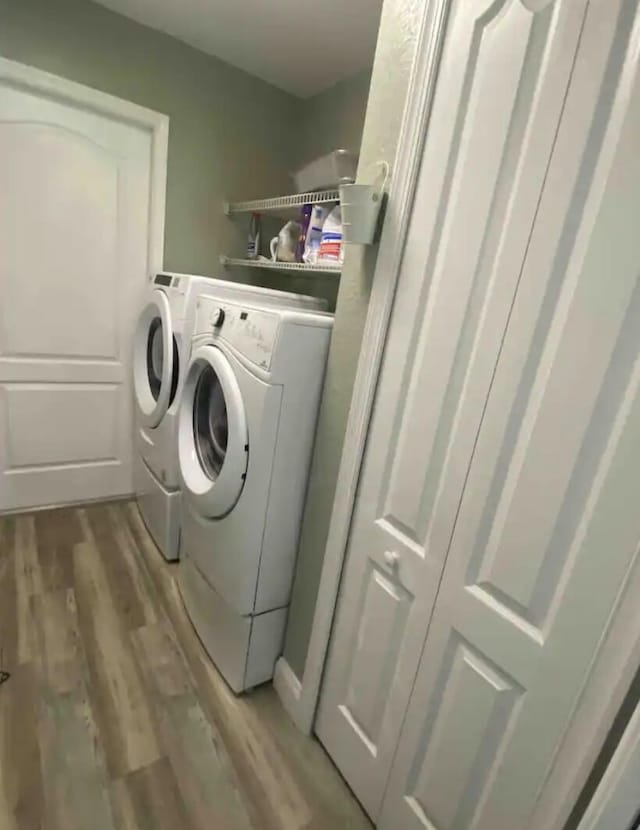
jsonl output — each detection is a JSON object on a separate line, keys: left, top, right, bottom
{"left": 0, "top": 500, "right": 371, "bottom": 830}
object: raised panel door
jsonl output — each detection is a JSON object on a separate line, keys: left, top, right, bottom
{"left": 0, "top": 63, "right": 162, "bottom": 510}
{"left": 315, "top": 0, "right": 588, "bottom": 818}
{"left": 379, "top": 2, "right": 640, "bottom": 827}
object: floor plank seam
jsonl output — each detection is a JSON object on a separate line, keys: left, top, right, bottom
{"left": 0, "top": 502, "right": 372, "bottom": 830}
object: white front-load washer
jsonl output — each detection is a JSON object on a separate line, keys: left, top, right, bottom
{"left": 133, "top": 272, "right": 326, "bottom": 561}
{"left": 177, "top": 294, "right": 333, "bottom": 692}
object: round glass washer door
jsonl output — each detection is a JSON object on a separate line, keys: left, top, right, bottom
{"left": 178, "top": 344, "right": 248, "bottom": 519}
{"left": 133, "top": 289, "right": 176, "bottom": 428}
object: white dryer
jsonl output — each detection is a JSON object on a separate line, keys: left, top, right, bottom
{"left": 133, "top": 272, "right": 325, "bottom": 561}
{"left": 177, "top": 293, "right": 333, "bottom": 692}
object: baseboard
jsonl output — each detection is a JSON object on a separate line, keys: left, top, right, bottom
{"left": 273, "top": 657, "right": 310, "bottom": 734}
{"left": 0, "top": 492, "right": 134, "bottom": 517}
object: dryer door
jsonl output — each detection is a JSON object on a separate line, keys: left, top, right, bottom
{"left": 179, "top": 345, "right": 248, "bottom": 518}
{"left": 133, "top": 289, "right": 179, "bottom": 428}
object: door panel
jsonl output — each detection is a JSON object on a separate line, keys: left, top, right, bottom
{"left": 0, "top": 65, "right": 160, "bottom": 511}
{"left": 0, "top": 123, "right": 118, "bottom": 358}
{"left": 4, "top": 385, "right": 118, "bottom": 468}
{"left": 340, "top": 563, "right": 412, "bottom": 752}
{"left": 379, "top": 2, "right": 640, "bottom": 827}
{"left": 408, "top": 637, "right": 522, "bottom": 830}
{"left": 316, "top": 0, "right": 588, "bottom": 818}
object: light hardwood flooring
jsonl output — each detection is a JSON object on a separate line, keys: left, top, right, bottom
{"left": 0, "top": 500, "right": 371, "bottom": 830}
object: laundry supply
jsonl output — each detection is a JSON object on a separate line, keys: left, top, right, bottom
{"left": 318, "top": 205, "right": 344, "bottom": 263}
{"left": 247, "top": 212, "right": 261, "bottom": 259}
{"left": 270, "top": 220, "right": 301, "bottom": 262}
{"left": 297, "top": 204, "right": 312, "bottom": 262}
{"left": 303, "top": 204, "right": 330, "bottom": 264}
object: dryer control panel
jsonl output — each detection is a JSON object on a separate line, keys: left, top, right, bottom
{"left": 154, "top": 273, "right": 188, "bottom": 320}
{"left": 196, "top": 297, "right": 280, "bottom": 370}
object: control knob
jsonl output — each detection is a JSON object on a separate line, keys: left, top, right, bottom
{"left": 211, "top": 307, "right": 225, "bottom": 328}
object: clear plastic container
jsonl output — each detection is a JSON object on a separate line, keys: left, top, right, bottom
{"left": 293, "top": 149, "right": 358, "bottom": 193}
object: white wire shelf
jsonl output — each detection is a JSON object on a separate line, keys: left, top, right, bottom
{"left": 224, "top": 189, "right": 340, "bottom": 216}
{"left": 220, "top": 256, "right": 341, "bottom": 276}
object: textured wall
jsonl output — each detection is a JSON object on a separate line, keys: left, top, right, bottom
{"left": 254, "top": 69, "right": 374, "bottom": 312}
{"left": 257, "top": 70, "right": 372, "bottom": 309}
{"left": 283, "top": 0, "right": 423, "bottom": 679}
{"left": 0, "top": 0, "right": 297, "bottom": 277}
{"left": 295, "top": 69, "right": 372, "bottom": 167}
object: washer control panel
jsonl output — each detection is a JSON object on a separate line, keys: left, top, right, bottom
{"left": 199, "top": 298, "right": 279, "bottom": 370}
{"left": 154, "top": 273, "right": 188, "bottom": 320}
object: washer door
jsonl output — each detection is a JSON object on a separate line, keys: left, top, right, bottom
{"left": 133, "top": 289, "right": 179, "bottom": 428}
{"left": 179, "top": 345, "right": 248, "bottom": 518}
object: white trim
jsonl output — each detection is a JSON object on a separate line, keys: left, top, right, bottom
{"left": 0, "top": 57, "right": 168, "bottom": 276}
{"left": 0, "top": 494, "right": 133, "bottom": 518}
{"left": 529, "top": 543, "right": 640, "bottom": 830}
{"left": 147, "top": 121, "right": 169, "bottom": 276}
{"left": 273, "top": 658, "right": 306, "bottom": 732}
{"left": 577, "top": 700, "right": 640, "bottom": 830}
{"left": 281, "top": 0, "right": 452, "bottom": 735}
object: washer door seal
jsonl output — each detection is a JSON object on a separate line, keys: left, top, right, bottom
{"left": 133, "top": 289, "right": 174, "bottom": 428}
{"left": 178, "top": 345, "right": 248, "bottom": 518}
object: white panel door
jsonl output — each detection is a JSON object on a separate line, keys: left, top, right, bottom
{"left": 0, "top": 61, "right": 166, "bottom": 511}
{"left": 379, "top": 1, "right": 640, "bottom": 828}
{"left": 315, "top": 0, "right": 588, "bottom": 818}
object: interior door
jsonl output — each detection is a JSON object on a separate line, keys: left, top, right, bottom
{"left": 315, "top": 0, "right": 588, "bottom": 818}
{"left": 0, "top": 61, "right": 165, "bottom": 511}
{"left": 378, "top": 1, "right": 640, "bottom": 827}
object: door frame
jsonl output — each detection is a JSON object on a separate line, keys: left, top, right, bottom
{"left": 273, "top": 0, "right": 451, "bottom": 732}
{"left": 0, "top": 57, "right": 168, "bottom": 277}
{"left": 577, "top": 698, "right": 640, "bottom": 830}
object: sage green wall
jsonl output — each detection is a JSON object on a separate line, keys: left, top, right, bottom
{"left": 296, "top": 69, "right": 372, "bottom": 167}
{"left": 0, "top": 0, "right": 298, "bottom": 277}
{"left": 254, "top": 69, "right": 373, "bottom": 312}
{"left": 283, "top": 0, "right": 423, "bottom": 679}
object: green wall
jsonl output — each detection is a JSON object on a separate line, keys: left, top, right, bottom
{"left": 0, "top": 0, "right": 298, "bottom": 277}
{"left": 295, "top": 69, "right": 372, "bottom": 167}
{"left": 255, "top": 69, "right": 373, "bottom": 311}
{"left": 282, "top": 0, "right": 423, "bottom": 679}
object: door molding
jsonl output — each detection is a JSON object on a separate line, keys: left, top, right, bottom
{"left": 0, "top": 57, "right": 168, "bottom": 276}
{"left": 577, "top": 698, "right": 640, "bottom": 830}
{"left": 273, "top": 0, "right": 452, "bottom": 735}
{"left": 529, "top": 545, "right": 640, "bottom": 830}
